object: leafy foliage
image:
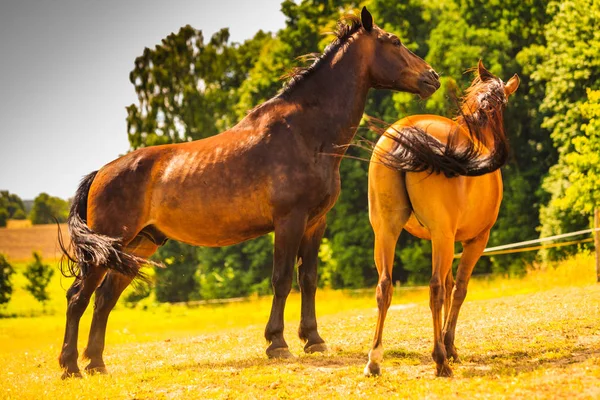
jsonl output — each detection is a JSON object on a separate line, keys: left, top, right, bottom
{"left": 551, "top": 89, "right": 600, "bottom": 215}
{"left": 23, "top": 252, "right": 54, "bottom": 305}
{"left": 0, "top": 254, "right": 15, "bottom": 306}
{"left": 29, "top": 193, "right": 69, "bottom": 225}
{"left": 519, "top": 0, "right": 600, "bottom": 257}
{"left": 153, "top": 241, "right": 200, "bottom": 303}
{"left": 0, "top": 191, "right": 26, "bottom": 227}
{"left": 121, "top": 0, "right": 597, "bottom": 298}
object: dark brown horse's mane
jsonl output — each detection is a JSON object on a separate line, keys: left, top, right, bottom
{"left": 371, "top": 71, "right": 510, "bottom": 178}
{"left": 278, "top": 15, "right": 362, "bottom": 97}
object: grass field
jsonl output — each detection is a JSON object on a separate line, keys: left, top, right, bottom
{"left": 0, "top": 252, "right": 599, "bottom": 399}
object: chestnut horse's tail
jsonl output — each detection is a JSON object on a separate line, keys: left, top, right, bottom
{"left": 368, "top": 116, "right": 509, "bottom": 178}
{"left": 58, "top": 171, "right": 148, "bottom": 280}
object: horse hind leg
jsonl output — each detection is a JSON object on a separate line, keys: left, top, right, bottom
{"left": 364, "top": 169, "right": 411, "bottom": 376}
{"left": 82, "top": 235, "right": 159, "bottom": 375}
{"left": 59, "top": 266, "right": 107, "bottom": 379}
{"left": 442, "top": 230, "right": 489, "bottom": 363}
{"left": 429, "top": 232, "right": 455, "bottom": 377}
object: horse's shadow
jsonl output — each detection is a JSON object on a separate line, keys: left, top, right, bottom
{"left": 144, "top": 341, "right": 600, "bottom": 379}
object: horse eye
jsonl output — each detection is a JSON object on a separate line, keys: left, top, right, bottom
{"left": 393, "top": 39, "right": 401, "bottom": 47}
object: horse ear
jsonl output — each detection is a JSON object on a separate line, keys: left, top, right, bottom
{"left": 478, "top": 60, "right": 494, "bottom": 81}
{"left": 505, "top": 74, "right": 520, "bottom": 96}
{"left": 361, "top": 6, "right": 373, "bottom": 32}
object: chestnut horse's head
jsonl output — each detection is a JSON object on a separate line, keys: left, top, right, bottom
{"left": 462, "top": 60, "right": 520, "bottom": 117}
{"left": 358, "top": 7, "right": 440, "bottom": 98}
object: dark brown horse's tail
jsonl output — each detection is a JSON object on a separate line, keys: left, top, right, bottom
{"left": 367, "top": 115, "right": 509, "bottom": 178}
{"left": 58, "top": 171, "right": 149, "bottom": 280}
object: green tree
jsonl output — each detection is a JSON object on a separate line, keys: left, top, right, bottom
{"left": 29, "top": 193, "right": 69, "bottom": 224}
{"left": 127, "top": 26, "right": 271, "bottom": 147}
{"left": 519, "top": 0, "right": 600, "bottom": 257}
{"left": 0, "top": 254, "right": 15, "bottom": 306}
{"left": 127, "top": 24, "right": 277, "bottom": 301}
{"left": 23, "top": 252, "right": 54, "bottom": 305}
{"left": 550, "top": 89, "right": 600, "bottom": 216}
{"left": 0, "top": 191, "right": 26, "bottom": 227}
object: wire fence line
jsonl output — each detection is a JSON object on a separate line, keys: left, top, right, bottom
{"left": 454, "top": 227, "right": 600, "bottom": 258}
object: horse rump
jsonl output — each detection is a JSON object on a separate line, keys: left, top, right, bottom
{"left": 57, "top": 171, "right": 154, "bottom": 282}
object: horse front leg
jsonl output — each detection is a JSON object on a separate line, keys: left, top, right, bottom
{"left": 430, "top": 232, "right": 455, "bottom": 377}
{"left": 265, "top": 211, "right": 307, "bottom": 359}
{"left": 443, "top": 231, "right": 489, "bottom": 363}
{"left": 297, "top": 216, "right": 327, "bottom": 354}
{"left": 443, "top": 269, "right": 455, "bottom": 331}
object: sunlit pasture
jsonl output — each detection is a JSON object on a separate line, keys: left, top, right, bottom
{"left": 1, "top": 252, "right": 599, "bottom": 399}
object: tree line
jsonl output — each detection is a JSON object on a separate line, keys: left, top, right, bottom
{"left": 5, "top": 1, "right": 597, "bottom": 305}
{"left": 121, "top": 0, "right": 600, "bottom": 302}
{"left": 0, "top": 191, "right": 69, "bottom": 227}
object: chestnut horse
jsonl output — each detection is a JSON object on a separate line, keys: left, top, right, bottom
{"left": 58, "top": 7, "right": 440, "bottom": 378}
{"left": 364, "top": 61, "right": 519, "bottom": 377}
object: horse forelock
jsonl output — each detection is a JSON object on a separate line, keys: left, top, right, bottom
{"left": 279, "top": 14, "right": 363, "bottom": 95}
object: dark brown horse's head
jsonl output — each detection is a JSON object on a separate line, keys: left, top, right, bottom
{"left": 461, "top": 60, "right": 520, "bottom": 118}
{"left": 358, "top": 7, "right": 440, "bottom": 98}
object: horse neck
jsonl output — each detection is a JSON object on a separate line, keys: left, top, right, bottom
{"left": 280, "top": 41, "right": 370, "bottom": 153}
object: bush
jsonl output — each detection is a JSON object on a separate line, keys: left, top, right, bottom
{"left": 23, "top": 252, "right": 54, "bottom": 305}
{"left": 0, "top": 209, "right": 8, "bottom": 228}
{"left": 0, "top": 254, "right": 15, "bottom": 306}
{"left": 153, "top": 241, "right": 200, "bottom": 303}
{"left": 123, "top": 279, "right": 152, "bottom": 305}
{"left": 0, "top": 191, "right": 26, "bottom": 226}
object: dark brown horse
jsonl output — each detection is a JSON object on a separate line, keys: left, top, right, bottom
{"left": 58, "top": 7, "right": 440, "bottom": 378}
{"left": 363, "top": 61, "right": 519, "bottom": 377}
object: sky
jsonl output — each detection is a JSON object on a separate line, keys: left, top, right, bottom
{"left": 0, "top": 0, "right": 287, "bottom": 200}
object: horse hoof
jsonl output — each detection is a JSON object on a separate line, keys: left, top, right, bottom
{"left": 266, "top": 347, "right": 295, "bottom": 359}
{"left": 61, "top": 370, "right": 82, "bottom": 380}
{"left": 364, "top": 361, "right": 381, "bottom": 377}
{"left": 435, "top": 363, "right": 453, "bottom": 378}
{"left": 85, "top": 364, "right": 108, "bottom": 375}
{"left": 304, "top": 342, "right": 327, "bottom": 354}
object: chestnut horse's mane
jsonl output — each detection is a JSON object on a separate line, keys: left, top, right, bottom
{"left": 373, "top": 71, "right": 510, "bottom": 178}
{"left": 278, "top": 15, "right": 362, "bottom": 97}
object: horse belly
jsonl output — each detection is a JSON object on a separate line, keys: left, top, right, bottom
{"left": 151, "top": 180, "right": 274, "bottom": 246}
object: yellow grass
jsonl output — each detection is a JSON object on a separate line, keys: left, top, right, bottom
{"left": 0, "top": 223, "right": 69, "bottom": 262}
{"left": 0, "top": 252, "right": 599, "bottom": 399}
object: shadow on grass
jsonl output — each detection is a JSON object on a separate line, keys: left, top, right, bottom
{"left": 150, "top": 341, "right": 600, "bottom": 379}
{"left": 460, "top": 345, "right": 600, "bottom": 377}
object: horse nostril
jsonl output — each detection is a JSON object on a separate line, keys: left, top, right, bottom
{"left": 429, "top": 69, "right": 440, "bottom": 81}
